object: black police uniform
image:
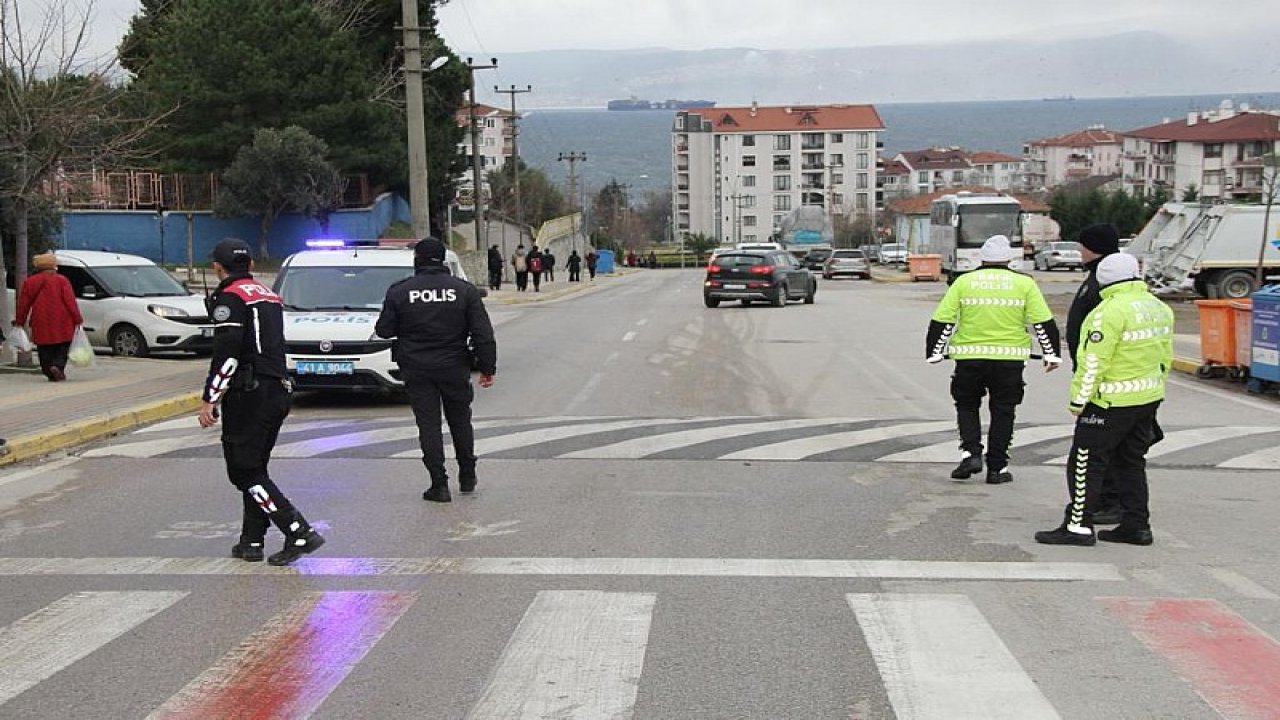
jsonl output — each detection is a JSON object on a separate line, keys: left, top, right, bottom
{"left": 205, "top": 246, "right": 323, "bottom": 565}
{"left": 376, "top": 240, "right": 497, "bottom": 500}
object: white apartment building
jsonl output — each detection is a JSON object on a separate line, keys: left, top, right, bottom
{"left": 455, "top": 103, "right": 517, "bottom": 190}
{"left": 672, "top": 103, "right": 885, "bottom": 243}
{"left": 1121, "top": 102, "right": 1280, "bottom": 201}
{"left": 969, "top": 151, "right": 1025, "bottom": 192}
{"left": 1022, "top": 127, "right": 1122, "bottom": 190}
{"left": 894, "top": 148, "right": 973, "bottom": 195}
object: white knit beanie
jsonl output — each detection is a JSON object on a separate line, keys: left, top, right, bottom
{"left": 978, "top": 235, "right": 1013, "bottom": 263}
{"left": 1096, "top": 252, "right": 1140, "bottom": 287}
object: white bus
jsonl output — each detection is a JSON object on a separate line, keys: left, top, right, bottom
{"left": 928, "top": 193, "right": 1028, "bottom": 279}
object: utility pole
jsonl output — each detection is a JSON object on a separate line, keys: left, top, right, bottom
{"left": 465, "top": 57, "right": 498, "bottom": 251}
{"left": 495, "top": 83, "right": 532, "bottom": 229}
{"left": 559, "top": 152, "right": 587, "bottom": 253}
{"left": 399, "top": 0, "right": 430, "bottom": 238}
{"left": 729, "top": 193, "right": 749, "bottom": 244}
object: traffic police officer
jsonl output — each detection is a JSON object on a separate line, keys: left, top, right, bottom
{"left": 199, "top": 238, "right": 324, "bottom": 566}
{"left": 926, "top": 235, "right": 1062, "bottom": 484}
{"left": 1036, "top": 253, "right": 1172, "bottom": 546}
{"left": 376, "top": 238, "right": 497, "bottom": 502}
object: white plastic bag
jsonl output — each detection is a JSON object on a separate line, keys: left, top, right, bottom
{"left": 5, "top": 326, "right": 34, "bottom": 353}
{"left": 68, "top": 326, "right": 95, "bottom": 368}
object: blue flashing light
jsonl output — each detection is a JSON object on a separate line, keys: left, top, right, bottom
{"left": 305, "top": 239, "right": 347, "bottom": 249}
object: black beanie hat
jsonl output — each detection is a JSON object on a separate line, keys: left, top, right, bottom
{"left": 414, "top": 237, "right": 447, "bottom": 267}
{"left": 1077, "top": 223, "right": 1120, "bottom": 255}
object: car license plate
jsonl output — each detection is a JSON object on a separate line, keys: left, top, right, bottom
{"left": 201, "top": 327, "right": 214, "bottom": 338}
{"left": 296, "top": 360, "right": 354, "bottom": 375}
{"left": 724, "top": 283, "right": 746, "bottom": 289}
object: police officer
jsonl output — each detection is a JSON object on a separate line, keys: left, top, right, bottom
{"left": 1036, "top": 253, "right": 1172, "bottom": 546}
{"left": 376, "top": 238, "right": 497, "bottom": 502}
{"left": 199, "top": 238, "right": 324, "bottom": 566}
{"left": 926, "top": 235, "right": 1062, "bottom": 484}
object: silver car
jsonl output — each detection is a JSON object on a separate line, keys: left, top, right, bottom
{"left": 822, "top": 248, "right": 872, "bottom": 279}
{"left": 1034, "top": 241, "right": 1084, "bottom": 271}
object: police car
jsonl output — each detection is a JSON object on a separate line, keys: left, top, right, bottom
{"left": 273, "top": 239, "right": 475, "bottom": 392}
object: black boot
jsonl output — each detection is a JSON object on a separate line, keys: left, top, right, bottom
{"left": 423, "top": 486, "right": 452, "bottom": 503}
{"left": 1097, "top": 526, "right": 1154, "bottom": 546}
{"left": 231, "top": 542, "right": 264, "bottom": 562}
{"left": 1034, "top": 524, "right": 1096, "bottom": 546}
{"left": 950, "top": 453, "right": 983, "bottom": 479}
{"left": 985, "top": 467, "right": 1013, "bottom": 484}
{"left": 459, "top": 467, "right": 477, "bottom": 494}
{"left": 266, "top": 511, "right": 325, "bottom": 566}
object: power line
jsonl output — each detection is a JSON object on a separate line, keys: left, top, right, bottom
{"left": 495, "top": 83, "right": 533, "bottom": 228}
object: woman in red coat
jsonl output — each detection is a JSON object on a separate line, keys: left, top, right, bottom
{"left": 14, "top": 253, "right": 83, "bottom": 381}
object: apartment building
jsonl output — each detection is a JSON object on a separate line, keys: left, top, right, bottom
{"left": 894, "top": 148, "right": 973, "bottom": 195}
{"left": 454, "top": 103, "right": 517, "bottom": 190}
{"left": 969, "top": 151, "right": 1025, "bottom": 191}
{"left": 1120, "top": 102, "right": 1280, "bottom": 201}
{"left": 877, "top": 158, "right": 912, "bottom": 207}
{"left": 1022, "top": 127, "right": 1122, "bottom": 190}
{"left": 672, "top": 103, "right": 885, "bottom": 243}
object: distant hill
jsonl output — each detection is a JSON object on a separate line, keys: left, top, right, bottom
{"left": 468, "top": 31, "right": 1278, "bottom": 108}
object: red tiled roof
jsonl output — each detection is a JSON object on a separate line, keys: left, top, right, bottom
{"left": 971, "top": 151, "right": 1023, "bottom": 164}
{"left": 897, "top": 148, "right": 972, "bottom": 170}
{"left": 691, "top": 104, "right": 885, "bottom": 132}
{"left": 886, "top": 187, "right": 1049, "bottom": 214}
{"left": 454, "top": 103, "right": 513, "bottom": 125}
{"left": 879, "top": 159, "right": 910, "bottom": 175}
{"left": 1028, "top": 128, "right": 1121, "bottom": 147}
{"left": 1123, "top": 111, "right": 1280, "bottom": 142}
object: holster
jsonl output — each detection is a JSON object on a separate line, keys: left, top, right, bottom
{"left": 233, "top": 363, "right": 258, "bottom": 392}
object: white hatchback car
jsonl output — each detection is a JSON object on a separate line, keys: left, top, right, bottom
{"left": 273, "top": 239, "right": 474, "bottom": 392}
{"left": 44, "top": 250, "right": 214, "bottom": 356}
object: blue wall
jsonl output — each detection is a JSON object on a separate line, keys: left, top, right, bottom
{"left": 57, "top": 194, "right": 412, "bottom": 264}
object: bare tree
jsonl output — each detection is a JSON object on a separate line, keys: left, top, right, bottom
{"left": 1256, "top": 153, "right": 1280, "bottom": 287}
{"left": 1, "top": 0, "right": 165, "bottom": 339}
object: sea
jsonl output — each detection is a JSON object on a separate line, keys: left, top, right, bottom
{"left": 515, "top": 92, "right": 1280, "bottom": 199}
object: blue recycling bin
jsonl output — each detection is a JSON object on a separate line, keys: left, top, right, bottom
{"left": 1250, "top": 285, "right": 1280, "bottom": 384}
{"left": 596, "top": 249, "right": 616, "bottom": 274}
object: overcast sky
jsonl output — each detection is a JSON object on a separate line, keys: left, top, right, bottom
{"left": 8, "top": 0, "right": 1276, "bottom": 61}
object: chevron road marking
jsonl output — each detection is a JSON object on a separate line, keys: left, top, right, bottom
{"left": 0, "top": 591, "right": 187, "bottom": 705}
{"left": 557, "top": 417, "right": 862, "bottom": 459}
{"left": 1216, "top": 443, "right": 1280, "bottom": 470}
{"left": 848, "top": 593, "right": 1060, "bottom": 720}
{"left": 85, "top": 420, "right": 360, "bottom": 459}
{"left": 466, "top": 591, "right": 655, "bottom": 720}
{"left": 720, "top": 421, "right": 955, "bottom": 461}
{"left": 275, "top": 417, "right": 605, "bottom": 459}
{"left": 876, "top": 424, "right": 1076, "bottom": 463}
{"left": 391, "top": 416, "right": 740, "bottom": 459}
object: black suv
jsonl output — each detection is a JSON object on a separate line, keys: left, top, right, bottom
{"left": 703, "top": 250, "right": 817, "bottom": 308}
{"left": 801, "top": 248, "right": 833, "bottom": 271}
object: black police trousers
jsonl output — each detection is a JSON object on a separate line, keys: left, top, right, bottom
{"left": 1065, "top": 401, "right": 1161, "bottom": 530}
{"left": 951, "top": 359, "right": 1025, "bottom": 471}
{"left": 403, "top": 367, "right": 476, "bottom": 485}
{"left": 220, "top": 377, "right": 299, "bottom": 543}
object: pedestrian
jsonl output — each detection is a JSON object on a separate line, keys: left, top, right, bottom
{"left": 511, "top": 244, "right": 529, "bottom": 291}
{"left": 527, "top": 244, "right": 545, "bottom": 292}
{"left": 586, "top": 249, "right": 599, "bottom": 280}
{"left": 487, "top": 244, "right": 504, "bottom": 291}
{"left": 543, "top": 248, "right": 556, "bottom": 282}
{"left": 648, "top": 250, "right": 658, "bottom": 269}
{"left": 376, "top": 237, "right": 497, "bottom": 503}
{"left": 199, "top": 239, "right": 324, "bottom": 566}
{"left": 567, "top": 250, "right": 582, "bottom": 282}
{"left": 1064, "top": 223, "right": 1128, "bottom": 524}
{"left": 1035, "top": 253, "right": 1172, "bottom": 546}
{"left": 925, "top": 235, "right": 1062, "bottom": 484}
{"left": 14, "top": 252, "right": 83, "bottom": 382}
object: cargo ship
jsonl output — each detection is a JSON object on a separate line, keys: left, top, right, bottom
{"left": 607, "top": 97, "right": 716, "bottom": 111}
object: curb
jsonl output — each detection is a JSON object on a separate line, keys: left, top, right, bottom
{"left": 1171, "top": 357, "right": 1200, "bottom": 375}
{"left": 0, "top": 392, "right": 202, "bottom": 468}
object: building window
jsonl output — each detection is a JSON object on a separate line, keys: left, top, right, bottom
{"left": 742, "top": 175, "right": 756, "bottom": 188}
{"left": 485, "top": 118, "right": 496, "bottom": 128}
{"left": 742, "top": 195, "right": 756, "bottom": 208}
{"left": 856, "top": 133, "right": 869, "bottom": 149}
{"left": 774, "top": 195, "right": 792, "bottom": 211}
{"left": 828, "top": 153, "right": 843, "bottom": 167}
{"left": 831, "top": 133, "right": 844, "bottom": 143}
{"left": 833, "top": 173, "right": 844, "bottom": 184}
{"left": 917, "top": 171, "right": 929, "bottom": 184}
{"left": 856, "top": 193, "right": 868, "bottom": 210}
{"left": 743, "top": 135, "right": 755, "bottom": 146}
{"left": 773, "top": 175, "right": 792, "bottom": 191}
{"left": 743, "top": 215, "right": 757, "bottom": 227}
{"left": 744, "top": 234, "right": 757, "bottom": 242}
{"left": 832, "top": 193, "right": 844, "bottom": 207}
{"left": 951, "top": 170, "right": 964, "bottom": 182}
{"left": 801, "top": 133, "right": 824, "bottom": 149}
{"left": 857, "top": 153, "right": 869, "bottom": 169}
{"left": 1204, "top": 143, "right": 1223, "bottom": 159}
{"left": 743, "top": 155, "right": 756, "bottom": 167}
{"left": 675, "top": 116, "right": 685, "bottom": 130}
{"left": 774, "top": 135, "right": 791, "bottom": 151}
{"left": 772, "top": 155, "right": 791, "bottom": 171}
{"left": 856, "top": 173, "right": 868, "bottom": 189}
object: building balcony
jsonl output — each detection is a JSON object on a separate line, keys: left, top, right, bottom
{"left": 1233, "top": 156, "right": 1265, "bottom": 168}
{"left": 675, "top": 145, "right": 689, "bottom": 153}
{"left": 801, "top": 163, "right": 825, "bottom": 170}
{"left": 800, "top": 142, "right": 825, "bottom": 150}
{"left": 1152, "top": 155, "right": 1175, "bottom": 165}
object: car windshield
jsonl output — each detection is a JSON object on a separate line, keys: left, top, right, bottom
{"left": 276, "top": 266, "right": 413, "bottom": 310}
{"left": 714, "top": 254, "right": 767, "bottom": 268}
{"left": 957, "top": 207, "right": 1021, "bottom": 246}
{"left": 1051, "top": 242, "right": 1076, "bottom": 251}
{"left": 92, "top": 265, "right": 189, "bottom": 297}
{"left": 882, "top": 244, "right": 905, "bottom": 252}
{"left": 833, "top": 250, "right": 863, "bottom": 258}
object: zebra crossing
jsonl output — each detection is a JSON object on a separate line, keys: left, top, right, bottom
{"left": 3, "top": 576, "right": 1279, "bottom": 718}
{"left": 84, "top": 414, "right": 1280, "bottom": 470}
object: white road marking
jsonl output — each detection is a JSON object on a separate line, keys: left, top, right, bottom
{"left": 389, "top": 417, "right": 627, "bottom": 459}
{"left": 275, "top": 426, "right": 420, "bottom": 458}
{"left": 0, "top": 457, "right": 80, "bottom": 488}
{"left": 559, "top": 417, "right": 861, "bottom": 459}
{"left": 721, "top": 421, "right": 954, "bottom": 461}
{"left": 0, "top": 557, "right": 1124, "bottom": 581}
{"left": 465, "top": 417, "right": 734, "bottom": 456}
{"left": 564, "top": 352, "right": 619, "bottom": 414}
{"left": 1204, "top": 567, "right": 1280, "bottom": 600}
{"left": 848, "top": 593, "right": 1061, "bottom": 720}
{"left": 466, "top": 591, "right": 654, "bottom": 720}
{"left": 0, "top": 591, "right": 187, "bottom": 705}
{"left": 1046, "top": 425, "right": 1279, "bottom": 465}
{"left": 86, "top": 420, "right": 357, "bottom": 459}
{"left": 622, "top": 330, "right": 638, "bottom": 342}
{"left": 1217, "top": 443, "right": 1280, "bottom": 470}
{"left": 877, "top": 424, "right": 1075, "bottom": 463}
{"left": 636, "top": 318, "right": 649, "bottom": 326}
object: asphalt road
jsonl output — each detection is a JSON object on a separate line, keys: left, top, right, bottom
{"left": 2, "top": 270, "right": 1279, "bottom": 719}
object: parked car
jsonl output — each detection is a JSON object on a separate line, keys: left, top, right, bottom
{"left": 822, "top": 248, "right": 872, "bottom": 279}
{"left": 801, "top": 248, "right": 833, "bottom": 271}
{"left": 876, "top": 243, "right": 908, "bottom": 265}
{"left": 703, "top": 250, "right": 816, "bottom": 307}
{"left": 1034, "top": 241, "right": 1084, "bottom": 271}
{"left": 36, "top": 249, "right": 215, "bottom": 357}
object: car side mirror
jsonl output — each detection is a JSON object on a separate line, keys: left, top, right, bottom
{"left": 81, "top": 286, "right": 99, "bottom": 299}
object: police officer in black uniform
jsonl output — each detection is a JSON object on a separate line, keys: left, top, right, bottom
{"left": 199, "top": 238, "right": 324, "bottom": 566}
{"left": 376, "top": 238, "right": 497, "bottom": 502}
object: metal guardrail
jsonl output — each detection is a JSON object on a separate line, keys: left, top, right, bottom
{"left": 43, "top": 170, "right": 372, "bottom": 211}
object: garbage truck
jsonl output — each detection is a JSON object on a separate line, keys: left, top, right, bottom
{"left": 1139, "top": 202, "right": 1280, "bottom": 299}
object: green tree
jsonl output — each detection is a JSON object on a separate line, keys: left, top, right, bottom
{"left": 485, "top": 162, "right": 568, "bottom": 229}
{"left": 1049, "top": 188, "right": 1152, "bottom": 244}
{"left": 214, "top": 126, "right": 345, "bottom": 258}
{"left": 683, "top": 232, "right": 718, "bottom": 261}
{"left": 1181, "top": 184, "right": 1199, "bottom": 202}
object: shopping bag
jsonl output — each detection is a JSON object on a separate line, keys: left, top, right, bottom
{"left": 5, "top": 326, "right": 34, "bottom": 353}
{"left": 68, "top": 326, "right": 95, "bottom": 368}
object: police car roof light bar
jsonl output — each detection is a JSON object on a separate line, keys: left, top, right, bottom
{"left": 305, "top": 239, "right": 347, "bottom": 249}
